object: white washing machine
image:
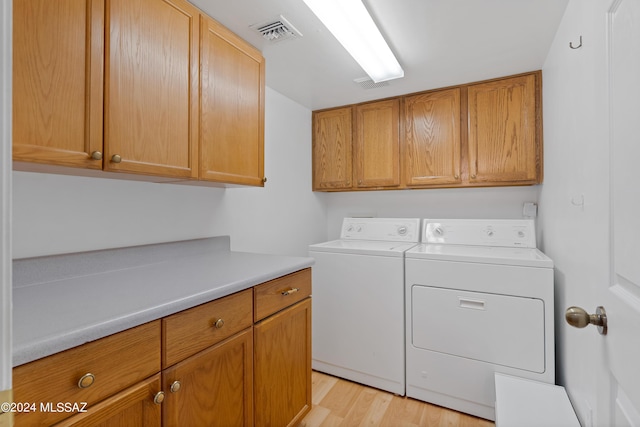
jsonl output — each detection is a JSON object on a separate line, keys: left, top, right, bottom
{"left": 309, "top": 217, "right": 420, "bottom": 395}
{"left": 405, "top": 219, "right": 554, "bottom": 421}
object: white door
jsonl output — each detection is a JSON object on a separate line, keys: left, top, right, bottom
{"left": 598, "top": 0, "right": 640, "bottom": 424}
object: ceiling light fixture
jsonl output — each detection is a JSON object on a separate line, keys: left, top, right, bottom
{"left": 302, "top": 0, "right": 404, "bottom": 83}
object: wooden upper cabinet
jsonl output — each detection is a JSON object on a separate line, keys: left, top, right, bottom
{"left": 403, "top": 89, "right": 462, "bottom": 186}
{"left": 354, "top": 99, "right": 401, "bottom": 188}
{"left": 200, "top": 16, "right": 265, "bottom": 186}
{"left": 12, "top": 0, "right": 104, "bottom": 169}
{"left": 467, "top": 73, "right": 541, "bottom": 184}
{"left": 104, "top": 0, "right": 199, "bottom": 178}
{"left": 312, "top": 107, "right": 353, "bottom": 190}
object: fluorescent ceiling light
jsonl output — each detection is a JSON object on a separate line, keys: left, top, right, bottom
{"left": 303, "top": 0, "right": 404, "bottom": 83}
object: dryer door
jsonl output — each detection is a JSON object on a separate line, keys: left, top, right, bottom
{"left": 411, "top": 286, "right": 546, "bottom": 373}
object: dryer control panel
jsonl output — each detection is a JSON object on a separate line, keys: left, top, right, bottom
{"left": 341, "top": 218, "right": 421, "bottom": 242}
{"left": 423, "top": 219, "right": 537, "bottom": 248}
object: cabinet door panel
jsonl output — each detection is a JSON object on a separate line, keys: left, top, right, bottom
{"left": 254, "top": 298, "right": 312, "bottom": 427}
{"left": 355, "top": 99, "right": 400, "bottom": 188}
{"left": 467, "top": 74, "right": 540, "bottom": 184}
{"left": 403, "top": 89, "right": 461, "bottom": 186}
{"left": 200, "top": 16, "right": 265, "bottom": 186}
{"left": 13, "top": 0, "right": 104, "bottom": 169}
{"left": 313, "top": 108, "right": 353, "bottom": 190}
{"left": 163, "top": 329, "right": 253, "bottom": 427}
{"left": 104, "top": 0, "right": 199, "bottom": 177}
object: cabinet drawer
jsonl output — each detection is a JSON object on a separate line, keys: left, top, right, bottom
{"left": 162, "top": 289, "right": 253, "bottom": 367}
{"left": 13, "top": 321, "right": 161, "bottom": 427}
{"left": 254, "top": 268, "right": 312, "bottom": 322}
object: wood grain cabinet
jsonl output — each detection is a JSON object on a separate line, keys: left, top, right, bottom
{"left": 254, "top": 269, "right": 312, "bottom": 427}
{"left": 103, "top": 0, "right": 200, "bottom": 178}
{"left": 12, "top": 0, "right": 104, "bottom": 170}
{"left": 355, "top": 99, "right": 401, "bottom": 189}
{"left": 13, "top": 0, "right": 265, "bottom": 186}
{"left": 403, "top": 89, "right": 462, "bottom": 187}
{"left": 312, "top": 71, "right": 542, "bottom": 191}
{"left": 467, "top": 73, "right": 541, "bottom": 185}
{"left": 312, "top": 107, "right": 353, "bottom": 190}
{"left": 161, "top": 289, "right": 254, "bottom": 426}
{"left": 200, "top": 16, "right": 266, "bottom": 186}
{"left": 12, "top": 321, "right": 162, "bottom": 426}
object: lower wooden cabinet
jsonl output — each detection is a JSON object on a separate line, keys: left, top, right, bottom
{"left": 254, "top": 298, "right": 312, "bottom": 427}
{"left": 12, "top": 269, "right": 311, "bottom": 427}
{"left": 54, "top": 375, "right": 162, "bottom": 427}
{"left": 12, "top": 321, "right": 161, "bottom": 426}
{"left": 162, "top": 329, "right": 253, "bottom": 427}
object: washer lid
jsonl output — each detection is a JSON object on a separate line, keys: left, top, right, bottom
{"left": 309, "top": 239, "right": 418, "bottom": 257}
{"left": 405, "top": 243, "right": 553, "bottom": 268}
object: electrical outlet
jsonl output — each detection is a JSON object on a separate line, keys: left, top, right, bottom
{"left": 523, "top": 202, "right": 538, "bottom": 218}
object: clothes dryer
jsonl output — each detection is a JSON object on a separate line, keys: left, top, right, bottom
{"left": 405, "top": 219, "right": 554, "bottom": 420}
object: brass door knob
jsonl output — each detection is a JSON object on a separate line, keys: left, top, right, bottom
{"left": 111, "top": 154, "right": 122, "bottom": 163}
{"left": 170, "top": 380, "right": 181, "bottom": 393}
{"left": 213, "top": 318, "right": 225, "bottom": 329}
{"left": 565, "top": 306, "right": 607, "bottom": 335}
{"left": 90, "top": 151, "right": 103, "bottom": 160}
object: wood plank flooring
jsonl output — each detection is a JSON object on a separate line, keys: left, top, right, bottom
{"left": 300, "top": 371, "right": 495, "bottom": 427}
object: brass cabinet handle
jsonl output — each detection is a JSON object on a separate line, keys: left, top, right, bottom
{"left": 262, "top": 177, "right": 267, "bottom": 183}
{"left": 454, "top": 174, "right": 459, "bottom": 180}
{"left": 77, "top": 373, "right": 95, "bottom": 389}
{"left": 111, "top": 154, "right": 122, "bottom": 163}
{"left": 213, "top": 318, "right": 225, "bottom": 329}
{"left": 153, "top": 391, "right": 165, "bottom": 405}
{"left": 170, "top": 380, "right": 181, "bottom": 393}
{"left": 90, "top": 151, "right": 102, "bottom": 160}
{"left": 471, "top": 174, "right": 477, "bottom": 179}
{"left": 282, "top": 288, "right": 299, "bottom": 296}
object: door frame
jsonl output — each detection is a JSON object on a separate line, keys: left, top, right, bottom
{"left": 0, "top": 0, "right": 13, "bottom": 401}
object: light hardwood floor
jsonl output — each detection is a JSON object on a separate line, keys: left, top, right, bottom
{"left": 300, "top": 371, "right": 495, "bottom": 427}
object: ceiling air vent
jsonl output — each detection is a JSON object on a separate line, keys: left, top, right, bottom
{"left": 354, "top": 77, "right": 390, "bottom": 90}
{"left": 251, "top": 15, "right": 302, "bottom": 43}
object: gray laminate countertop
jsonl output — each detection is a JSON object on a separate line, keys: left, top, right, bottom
{"left": 12, "top": 237, "right": 314, "bottom": 366}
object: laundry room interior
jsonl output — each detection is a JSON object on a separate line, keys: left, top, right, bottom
{"left": 2, "top": 0, "right": 639, "bottom": 426}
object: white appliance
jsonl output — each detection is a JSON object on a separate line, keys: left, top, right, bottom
{"left": 308, "top": 217, "right": 420, "bottom": 395}
{"left": 405, "top": 219, "right": 554, "bottom": 421}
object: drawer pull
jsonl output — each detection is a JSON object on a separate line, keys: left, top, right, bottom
{"left": 282, "top": 288, "right": 300, "bottom": 296}
{"left": 213, "top": 318, "right": 225, "bottom": 329}
{"left": 153, "top": 391, "right": 165, "bottom": 405}
{"left": 77, "top": 373, "right": 95, "bottom": 389}
{"left": 459, "top": 298, "right": 486, "bottom": 310}
{"left": 170, "top": 380, "right": 181, "bottom": 393}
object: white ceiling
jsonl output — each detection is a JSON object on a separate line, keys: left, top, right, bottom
{"left": 190, "top": 0, "right": 569, "bottom": 111}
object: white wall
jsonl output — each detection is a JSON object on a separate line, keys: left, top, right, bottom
{"left": 12, "top": 172, "right": 226, "bottom": 258}
{"left": 538, "top": 0, "right": 609, "bottom": 425}
{"left": 325, "top": 184, "right": 540, "bottom": 240}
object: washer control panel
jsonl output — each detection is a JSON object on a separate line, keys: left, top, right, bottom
{"left": 423, "top": 219, "right": 537, "bottom": 248}
{"left": 341, "top": 218, "right": 421, "bottom": 242}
